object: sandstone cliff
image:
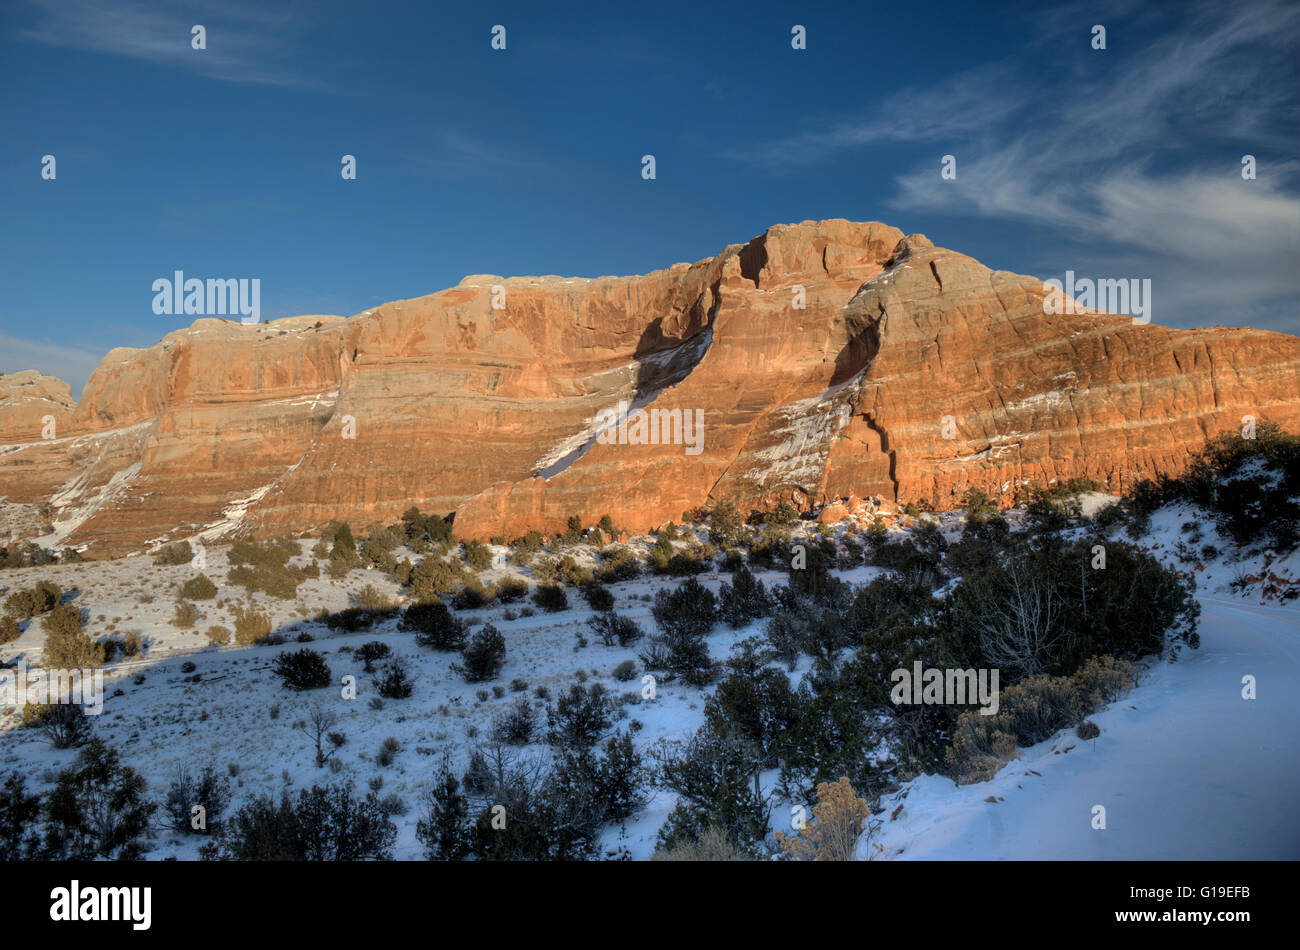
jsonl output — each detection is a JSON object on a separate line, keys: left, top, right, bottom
{"left": 2, "top": 220, "right": 1296, "bottom": 554}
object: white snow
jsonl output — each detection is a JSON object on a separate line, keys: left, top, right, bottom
{"left": 872, "top": 596, "right": 1299, "bottom": 859}
{"left": 1, "top": 494, "right": 1295, "bottom": 861}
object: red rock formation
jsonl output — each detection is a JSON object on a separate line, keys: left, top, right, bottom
{"left": 1, "top": 220, "right": 1296, "bottom": 554}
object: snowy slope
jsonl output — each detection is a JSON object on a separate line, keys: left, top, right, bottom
{"left": 872, "top": 596, "right": 1300, "bottom": 859}
{"left": 2, "top": 504, "right": 1296, "bottom": 860}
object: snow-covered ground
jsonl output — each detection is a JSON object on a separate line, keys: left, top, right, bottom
{"left": 1, "top": 501, "right": 1296, "bottom": 860}
{"left": 871, "top": 596, "right": 1299, "bottom": 859}
{"left": 0, "top": 535, "right": 790, "bottom": 860}
{"left": 871, "top": 503, "right": 1300, "bottom": 860}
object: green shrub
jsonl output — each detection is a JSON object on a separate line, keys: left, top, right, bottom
{"left": 0, "top": 774, "right": 43, "bottom": 859}
{"left": 415, "top": 764, "right": 471, "bottom": 860}
{"left": 30, "top": 702, "right": 93, "bottom": 749}
{"left": 163, "top": 765, "right": 232, "bottom": 835}
{"left": 464, "top": 541, "right": 493, "bottom": 572}
{"left": 766, "top": 502, "right": 799, "bottom": 527}
{"left": 452, "top": 578, "right": 496, "bottom": 609}
{"left": 707, "top": 501, "right": 744, "bottom": 547}
{"left": 207, "top": 784, "right": 395, "bottom": 860}
{"left": 595, "top": 546, "right": 640, "bottom": 583}
{"left": 226, "top": 561, "right": 302, "bottom": 599}
{"left": 153, "top": 541, "right": 193, "bottom": 566}
{"left": 644, "top": 578, "right": 717, "bottom": 686}
{"left": 42, "top": 606, "right": 105, "bottom": 668}
{"left": 650, "top": 728, "right": 769, "bottom": 857}
{"left": 532, "top": 584, "right": 568, "bottom": 612}
{"left": 44, "top": 739, "right": 156, "bottom": 859}
{"left": 493, "top": 697, "right": 538, "bottom": 745}
{"left": 612, "top": 659, "right": 637, "bottom": 682}
{"left": 4, "top": 580, "right": 61, "bottom": 620}
{"left": 718, "top": 564, "right": 772, "bottom": 627}
{"left": 321, "top": 605, "right": 390, "bottom": 632}
{"left": 497, "top": 576, "right": 529, "bottom": 603}
{"left": 377, "top": 659, "right": 414, "bottom": 699}
{"left": 401, "top": 507, "right": 453, "bottom": 544}
{"left": 402, "top": 600, "right": 466, "bottom": 650}
{"left": 546, "top": 683, "right": 612, "bottom": 749}
{"left": 587, "top": 611, "right": 644, "bottom": 647}
{"left": 580, "top": 582, "right": 615, "bottom": 612}
{"left": 355, "top": 641, "right": 391, "bottom": 671}
{"left": 556, "top": 555, "right": 593, "bottom": 587}
{"left": 404, "top": 555, "right": 467, "bottom": 600}
{"left": 456, "top": 624, "right": 506, "bottom": 682}
{"left": 182, "top": 574, "right": 217, "bottom": 600}
{"left": 271, "top": 649, "right": 333, "bottom": 690}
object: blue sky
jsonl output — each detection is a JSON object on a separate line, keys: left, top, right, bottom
{"left": 1, "top": 0, "right": 1297, "bottom": 396}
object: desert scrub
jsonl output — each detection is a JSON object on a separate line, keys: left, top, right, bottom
{"left": 530, "top": 556, "right": 558, "bottom": 584}
{"left": 0, "top": 616, "right": 20, "bottom": 644}
{"left": 172, "top": 601, "right": 200, "bottom": 629}
{"left": 152, "top": 541, "right": 193, "bottom": 566}
{"left": 41, "top": 605, "right": 105, "bottom": 668}
{"left": 580, "top": 582, "right": 615, "bottom": 612}
{"left": 945, "top": 656, "right": 1137, "bottom": 784}
{"left": 451, "top": 578, "right": 497, "bottom": 609}
{"left": 355, "top": 585, "right": 395, "bottom": 611}
{"left": 231, "top": 605, "right": 272, "bottom": 645}
{"left": 774, "top": 777, "right": 871, "bottom": 862}
{"left": 595, "top": 546, "right": 640, "bottom": 583}
{"left": 228, "top": 537, "right": 298, "bottom": 568}
{"left": 4, "top": 581, "right": 62, "bottom": 620}
{"left": 205, "top": 625, "right": 231, "bottom": 646}
{"left": 226, "top": 561, "right": 303, "bottom": 600}
{"left": 531, "top": 584, "right": 568, "bottom": 612}
{"left": 376, "top": 736, "right": 401, "bottom": 767}
{"left": 651, "top": 824, "right": 756, "bottom": 862}
{"left": 181, "top": 574, "right": 217, "bottom": 600}
{"left": 497, "top": 576, "right": 529, "bottom": 603}
{"left": 463, "top": 540, "right": 493, "bottom": 572}
{"left": 613, "top": 659, "right": 637, "bottom": 682}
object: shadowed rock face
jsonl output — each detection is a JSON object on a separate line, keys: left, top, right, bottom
{"left": 2, "top": 219, "right": 1297, "bottom": 555}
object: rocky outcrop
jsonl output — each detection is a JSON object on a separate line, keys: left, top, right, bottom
{"left": 1, "top": 220, "right": 1297, "bottom": 555}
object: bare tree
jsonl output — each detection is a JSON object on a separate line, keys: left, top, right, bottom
{"left": 966, "top": 555, "right": 1069, "bottom": 678}
{"left": 293, "top": 704, "right": 343, "bottom": 767}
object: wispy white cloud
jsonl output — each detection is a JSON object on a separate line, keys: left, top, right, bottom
{"left": 13, "top": 0, "right": 320, "bottom": 87}
{"left": 723, "top": 0, "right": 1300, "bottom": 332}
{"left": 718, "top": 63, "right": 1024, "bottom": 172}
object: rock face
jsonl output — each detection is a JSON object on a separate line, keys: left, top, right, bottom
{"left": 2, "top": 220, "right": 1297, "bottom": 555}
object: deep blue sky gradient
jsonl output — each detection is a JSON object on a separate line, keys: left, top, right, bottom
{"left": 2, "top": 0, "right": 1296, "bottom": 395}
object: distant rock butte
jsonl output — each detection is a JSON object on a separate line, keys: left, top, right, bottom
{"left": 1, "top": 220, "right": 1297, "bottom": 555}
